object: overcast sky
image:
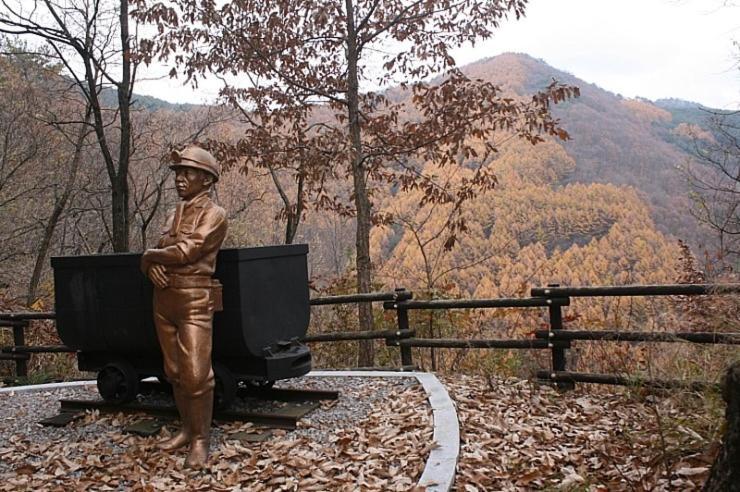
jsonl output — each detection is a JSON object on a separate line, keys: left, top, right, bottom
{"left": 135, "top": 0, "right": 740, "bottom": 109}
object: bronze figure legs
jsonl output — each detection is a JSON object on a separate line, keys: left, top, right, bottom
{"left": 157, "top": 387, "right": 191, "bottom": 451}
{"left": 153, "top": 287, "right": 216, "bottom": 468}
{"left": 183, "top": 388, "right": 213, "bottom": 468}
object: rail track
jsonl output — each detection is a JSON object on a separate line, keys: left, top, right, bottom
{"left": 39, "top": 384, "right": 339, "bottom": 436}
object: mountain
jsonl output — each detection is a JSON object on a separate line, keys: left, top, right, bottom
{"left": 98, "top": 85, "right": 200, "bottom": 112}
{"left": 80, "top": 54, "right": 724, "bottom": 274}
{"left": 367, "top": 53, "right": 716, "bottom": 306}
{"left": 458, "top": 53, "right": 712, "bottom": 248}
{"left": 654, "top": 98, "right": 703, "bottom": 110}
{"left": 119, "top": 54, "right": 715, "bottom": 247}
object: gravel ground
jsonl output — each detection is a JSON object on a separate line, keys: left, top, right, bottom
{"left": 0, "top": 376, "right": 432, "bottom": 490}
{"left": 278, "top": 376, "right": 419, "bottom": 443}
{"left": 0, "top": 385, "right": 103, "bottom": 468}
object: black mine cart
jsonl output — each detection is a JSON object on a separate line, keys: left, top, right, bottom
{"left": 51, "top": 244, "right": 312, "bottom": 408}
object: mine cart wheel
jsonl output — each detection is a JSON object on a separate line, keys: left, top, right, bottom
{"left": 245, "top": 379, "right": 275, "bottom": 390}
{"left": 97, "top": 360, "right": 140, "bottom": 404}
{"left": 213, "top": 362, "right": 237, "bottom": 410}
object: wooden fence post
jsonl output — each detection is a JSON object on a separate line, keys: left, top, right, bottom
{"left": 547, "top": 284, "right": 573, "bottom": 390}
{"left": 703, "top": 361, "right": 740, "bottom": 491}
{"left": 13, "top": 320, "right": 28, "bottom": 378}
{"left": 397, "top": 307, "right": 413, "bottom": 367}
{"left": 393, "top": 288, "right": 414, "bottom": 368}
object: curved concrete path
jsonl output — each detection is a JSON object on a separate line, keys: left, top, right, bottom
{"left": 2, "top": 371, "right": 460, "bottom": 490}
{"left": 295, "top": 371, "right": 459, "bottom": 491}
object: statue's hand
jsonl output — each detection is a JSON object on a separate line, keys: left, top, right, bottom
{"left": 148, "top": 264, "right": 169, "bottom": 289}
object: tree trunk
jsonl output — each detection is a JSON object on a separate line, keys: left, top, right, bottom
{"left": 27, "top": 108, "right": 90, "bottom": 306}
{"left": 345, "top": 0, "right": 374, "bottom": 367}
{"left": 81, "top": 50, "right": 128, "bottom": 251}
{"left": 111, "top": 172, "right": 129, "bottom": 252}
{"left": 285, "top": 174, "right": 305, "bottom": 245}
{"left": 114, "top": 0, "right": 132, "bottom": 253}
{"left": 266, "top": 163, "right": 304, "bottom": 245}
{"left": 703, "top": 361, "right": 740, "bottom": 491}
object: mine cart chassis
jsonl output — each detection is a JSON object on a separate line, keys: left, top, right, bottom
{"left": 80, "top": 338, "right": 311, "bottom": 409}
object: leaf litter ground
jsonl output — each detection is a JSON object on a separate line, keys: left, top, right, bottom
{"left": 0, "top": 374, "right": 721, "bottom": 491}
{"left": 0, "top": 377, "right": 431, "bottom": 491}
{"left": 445, "top": 375, "right": 720, "bottom": 491}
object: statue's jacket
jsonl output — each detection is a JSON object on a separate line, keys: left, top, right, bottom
{"left": 141, "top": 190, "right": 228, "bottom": 309}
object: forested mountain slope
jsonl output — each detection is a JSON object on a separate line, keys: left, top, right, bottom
{"left": 460, "top": 53, "right": 708, "bottom": 247}
{"left": 367, "top": 53, "right": 715, "bottom": 309}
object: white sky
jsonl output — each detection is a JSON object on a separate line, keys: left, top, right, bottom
{"left": 134, "top": 0, "right": 740, "bottom": 109}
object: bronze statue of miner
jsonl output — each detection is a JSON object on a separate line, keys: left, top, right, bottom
{"left": 141, "top": 145, "right": 228, "bottom": 468}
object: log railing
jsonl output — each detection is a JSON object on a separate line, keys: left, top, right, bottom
{"left": 306, "top": 283, "right": 740, "bottom": 390}
{"left": 2, "top": 283, "right": 739, "bottom": 390}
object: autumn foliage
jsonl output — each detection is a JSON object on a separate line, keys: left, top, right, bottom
{"left": 0, "top": 43, "right": 736, "bottom": 383}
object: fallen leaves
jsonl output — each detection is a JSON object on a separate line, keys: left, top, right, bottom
{"left": 0, "top": 379, "right": 432, "bottom": 491}
{"left": 6, "top": 373, "right": 716, "bottom": 490}
{"left": 444, "top": 375, "right": 720, "bottom": 491}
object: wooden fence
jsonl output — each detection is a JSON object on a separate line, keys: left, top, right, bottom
{"left": 2, "top": 283, "right": 739, "bottom": 390}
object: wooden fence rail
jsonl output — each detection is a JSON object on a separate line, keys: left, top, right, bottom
{"left": 2, "top": 283, "right": 740, "bottom": 390}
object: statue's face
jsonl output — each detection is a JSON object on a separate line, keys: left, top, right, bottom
{"left": 174, "top": 167, "right": 212, "bottom": 200}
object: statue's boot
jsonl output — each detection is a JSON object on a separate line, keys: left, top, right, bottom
{"left": 184, "top": 389, "right": 213, "bottom": 469}
{"left": 158, "top": 386, "right": 192, "bottom": 451}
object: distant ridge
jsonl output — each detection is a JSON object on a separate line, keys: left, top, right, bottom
{"left": 654, "top": 98, "right": 705, "bottom": 110}
{"left": 454, "top": 53, "right": 714, "bottom": 247}
{"left": 116, "top": 52, "right": 713, "bottom": 248}
{"left": 376, "top": 52, "right": 696, "bottom": 296}
{"left": 98, "top": 85, "right": 200, "bottom": 112}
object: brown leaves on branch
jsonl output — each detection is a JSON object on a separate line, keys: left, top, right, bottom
{"left": 133, "top": 1, "right": 577, "bottom": 242}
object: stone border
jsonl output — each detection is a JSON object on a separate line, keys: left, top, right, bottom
{"left": 0, "top": 376, "right": 162, "bottom": 394}
{"left": 311, "top": 371, "right": 459, "bottom": 491}
{"left": 1, "top": 371, "right": 460, "bottom": 490}
{"left": 0, "top": 380, "right": 94, "bottom": 394}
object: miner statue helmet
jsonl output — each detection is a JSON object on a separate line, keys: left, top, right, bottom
{"left": 170, "top": 145, "right": 221, "bottom": 182}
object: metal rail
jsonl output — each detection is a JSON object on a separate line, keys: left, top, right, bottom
{"left": 398, "top": 338, "right": 567, "bottom": 349}
{"left": 138, "top": 380, "right": 340, "bottom": 403}
{"left": 391, "top": 296, "right": 569, "bottom": 310}
{"left": 319, "top": 365, "right": 418, "bottom": 372}
{"left": 2, "top": 345, "right": 75, "bottom": 353}
{"left": 310, "top": 289, "right": 412, "bottom": 306}
{"left": 537, "top": 370, "right": 720, "bottom": 392}
{"left": 0, "top": 353, "right": 30, "bottom": 361}
{"left": 237, "top": 386, "right": 339, "bottom": 402}
{"left": 0, "top": 312, "right": 56, "bottom": 320}
{"left": 302, "top": 328, "right": 414, "bottom": 343}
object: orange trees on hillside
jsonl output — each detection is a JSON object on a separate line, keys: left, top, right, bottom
{"left": 372, "top": 133, "right": 683, "bottom": 374}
